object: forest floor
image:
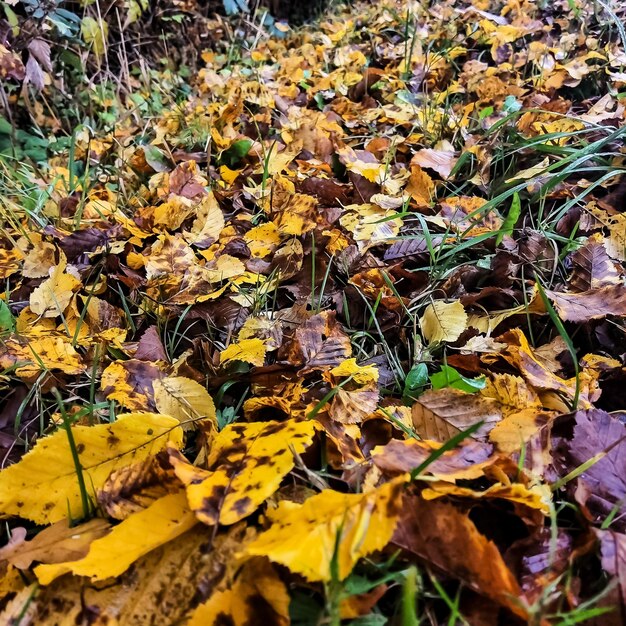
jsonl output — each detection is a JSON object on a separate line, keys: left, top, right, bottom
{"left": 1, "top": 0, "right": 626, "bottom": 624}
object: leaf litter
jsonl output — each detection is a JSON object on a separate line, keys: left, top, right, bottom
{"left": 1, "top": 0, "right": 626, "bottom": 623}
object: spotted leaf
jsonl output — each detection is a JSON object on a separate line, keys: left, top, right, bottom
{"left": 169, "top": 419, "right": 319, "bottom": 525}
{"left": 0, "top": 413, "right": 183, "bottom": 524}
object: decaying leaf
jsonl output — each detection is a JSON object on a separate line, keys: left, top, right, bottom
{"left": 170, "top": 419, "right": 319, "bottom": 525}
{"left": 393, "top": 495, "right": 526, "bottom": 618}
{"left": 0, "top": 518, "right": 110, "bottom": 570}
{"left": 412, "top": 388, "right": 502, "bottom": 442}
{"left": 185, "top": 557, "right": 289, "bottom": 626}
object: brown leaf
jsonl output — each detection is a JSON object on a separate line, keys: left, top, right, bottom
{"left": 411, "top": 388, "right": 502, "bottom": 442}
{"left": 546, "top": 285, "right": 626, "bottom": 322}
{"left": 569, "top": 234, "right": 622, "bottom": 292}
{"left": 282, "top": 311, "right": 351, "bottom": 374}
{"left": 393, "top": 494, "right": 526, "bottom": 618}
{"left": 372, "top": 437, "right": 494, "bottom": 480}
{"left": 134, "top": 326, "right": 169, "bottom": 362}
{"left": 552, "top": 409, "right": 626, "bottom": 531}
{"left": 0, "top": 519, "right": 110, "bottom": 570}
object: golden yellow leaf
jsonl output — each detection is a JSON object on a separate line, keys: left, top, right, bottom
{"left": 0, "top": 413, "right": 183, "bottom": 524}
{"left": 406, "top": 164, "right": 435, "bottom": 208}
{"left": 0, "top": 247, "right": 23, "bottom": 279}
{"left": 35, "top": 491, "right": 196, "bottom": 584}
{"left": 0, "top": 335, "right": 84, "bottom": 377}
{"left": 169, "top": 419, "right": 318, "bottom": 525}
{"left": 185, "top": 558, "right": 289, "bottom": 626}
{"left": 488, "top": 408, "right": 554, "bottom": 455}
{"left": 220, "top": 338, "right": 267, "bottom": 367}
{"left": 244, "top": 476, "right": 407, "bottom": 581}
{"left": 421, "top": 481, "right": 551, "bottom": 514}
{"left": 481, "top": 374, "right": 541, "bottom": 415}
{"left": 420, "top": 299, "right": 468, "bottom": 344}
{"left": 100, "top": 359, "right": 163, "bottom": 411}
{"left": 184, "top": 191, "right": 225, "bottom": 246}
{"left": 153, "top": 376, "right": 216, "bottom": 430}
{"left": 244, "top": 222, "right": 280, "bottom": 258}
{"left": 30, "top": 261, "right": 80, "bottom": 318}
{"left": 328, "top": 358, "right": 379, "bottom": 386}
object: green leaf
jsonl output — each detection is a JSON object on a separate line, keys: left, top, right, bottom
{"left": 430, "top": 365, "right": 486, "bottom": 393}
{"left": 0, "top": 301, "right": 15, "bottom": 334}
{"left": 402, "top": 363, "right": 429, "bottom": 404}
{"left": 219, "top": 139, "right": 253, "bottom": 167}
{"left": 496, "top": 191, "right": 521, "bottom": 245}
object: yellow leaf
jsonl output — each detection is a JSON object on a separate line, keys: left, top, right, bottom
{"left": 0, "top": 413, "right": 183, "bottom": 524}
{"left": 100, "top": 360, "right": 163, "bottom": 411}
{"left": 220, "top": 338, "right": 267, "bottom": 367}
{"left": 420, "top": 300, "right": 467, "bottom": 344}
{"left": 153, "top": 376, "right": 217, "bottom": 430}
{"left": 244, "top": 222, "right": 280, "bottom": 258}
{"left": 170, "top": 419, "right": 318, "bottom": 525}
{"left": 81, "top": 16, "right": 108, "bottom": 57}
{"left": 184, "top": 191, "right": 225, "bottom": 246}
{"left": 30, "top": 261, "right": 80, "bottom": 318}
{"left": 421, "top": 481, "right": 551, "bottom": 515}
{"left": 244, "top": 476, "right": 407, "bottom": 581}
{"left": 35, "top": 491, "right": 196, "bottom": 584}
{"left": 0, "top": 335, "right": 84, "bottom": 377}
{"left": 185, "top": 558, "right": 289, "bottom": 626}
{"left": 328, "top": 358, "right": 379, "bottom": 386}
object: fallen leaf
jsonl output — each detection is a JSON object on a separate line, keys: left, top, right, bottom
{"left": 153, "top": 376, "right": 217, "bottom": 430}
{"left": 170, "top": 419, "right": 319, "bottom": 525}
{"left": 29, "top": 260, "right": 80, "bottom": 318}
{"left": 546, "top": 285, "right": 626, "bottom": 322}
{"left": 35, "top": 491, "right": 196, "bottom": 584}
{"left": 185, "top": 558, "right": 289, "bottom": 626}
{"left": 0, "top": 519, "right": 110, "bottom": 570}
{"left": 0, "top": 413, "right": 183, "bottom": 524}
{"left": 244, "top": 476, "right": 406, "bottom": 582}
{"left": 412, "top": 388, "right": 502, "bottom": 441}
{"left": 393, "top": 495, "right": 526, "bottom": 618}
{"left": 420, "top": 300, "right": 468, "bottom": 344}
{"left": 220, "top": 337, "right": 267, "bottom": 367}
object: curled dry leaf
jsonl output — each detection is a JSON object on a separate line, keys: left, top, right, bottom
{"left": 393, "top": 495, "right": 527, "bottom": 619}
{"left": 0, "top": 518, "right": 110, "bottom": 570}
